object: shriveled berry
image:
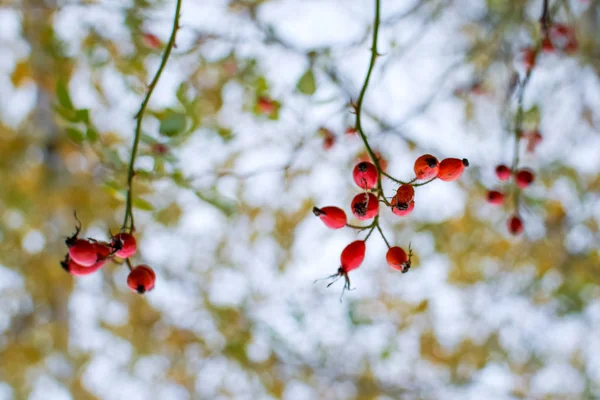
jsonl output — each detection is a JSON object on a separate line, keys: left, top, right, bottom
{"left": 495, "top": 165, "right": 511, "bottom": 181}
{"left": 61, "top": 255, "right": 105, "bottom": 276}
{"left": 352, "top": 161, "right": 378, "bottom": 189}
{"left": 313, "top": 206, "right": 347, "bottom": 229}
{"left": 340, "top": 240, "right": 366, "bottom": 273}
{"left": 395, "top": 185, "right": 415, "bottom": 210}
{"left": 486, "top": 190, "right": 504, "bottom": 205}
{"left": 113, "top": 233, "right": 137, "bottom": 258}
{"left": 438, "top": 158, "right": 469, "bottom": 182}
{"left": 386, "top": 246, "right": 407, "bottom": 270}
{"left": 508, "top": 215, "right": 524, "bottom": 235}
{"left": 351, "top": 193, "right": 379, "bottom": 220}
{"left": 414, "top": 154, "right": 439, "bottom": 180}
{"left": 68, "top": 239, "right": 98, "bottom": 267}
{"left": 127, "top": 265, "right": 156, "bottom": 294}
{"left": 391, "top": 198, "right": 414, "bottom": 216}
{"left": 515, "top": 169, "right": 535, "bottom": 188}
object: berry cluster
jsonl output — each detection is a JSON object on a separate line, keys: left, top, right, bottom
{"left": 61, "top": 216, "right": 155, "bottom": 294}
{"left": 487, "top": 165, "right": 535, "bottom": 235}
{"left": 313, "top": 153, "right": 468, "bottom": 300}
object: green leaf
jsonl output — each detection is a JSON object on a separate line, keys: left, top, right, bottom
{"left": 523, "top": 105, "right": 540, "bottom": 127}
{"left": 53, "top": 104, "right": 76, "bottom": 122}
{"left": 74, "top": 109, "right": 90, "bottom": 124}
{"left": 217, "top": 127, "right": 233, "bottom": 142}
{"left": 296, "top": 69, "right": 316, "bottom": 95}
{"left": 196, "top": 191, "right": 235, "bottom": 216}
{"left": 159, "top": 111, "right": 187, "bottom": 137}
{"left": 65, "top": 127, "right": 84, "bottom": 143}
{"left": 132, "top": 197, "right": 155, "bottom": 211}
{"left": 86, "top": 127, "right": 98, "bottom": 143}
{"left": 56, "top": 80, "right": 74, "bottom": 110}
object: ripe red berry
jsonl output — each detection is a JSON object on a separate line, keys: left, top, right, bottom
{"left": 95, "top": 241, "right": 113, "bottom": 260}
{"left": 391, "top": 198, "right": 414, "bottom": 216}
{"left": 113, "top": 233, "right": 137, "bottom": 258}
{"left": 351, "top": 193, "right": 379, "bottom": 220}
{"left": 515, "top": 169, "right": 535, "bottom": 188}
{"left": 61, "top": 255, "right": 105, "bottom": 276}
{"left": 413, "top": 154, "right": 439, "bottom": 180}
{"left": 386, "top": 246, "right": 406, "bottom": 270}
{"left": 68, "top": 239, "right": 98, "bottom": 267}
{"left": 257, "top": 96, "right": 276, "bottom": 115}
{"left": 127, "top": 265, "right": 156, "bottom": 294}
{"left": 340, "top": 240, "right": 366, "bottom": 273}
{"left": 495, "top": 165, "right": 511, "bottom": 181}
{"left": 352, "top": 161, "right": 378, "bottom": 189}
{"left": 438, "top": 158, "right": 469, "bottom": 182}
{"left": 313, "top": 206, "right": 347, "bottom": 229}
{"left": 486, "top": 190, "right": 505, "bottom": 205}
{"left": 395, "top": 185, "right": 415, "bottom": 209}
{"left": 358, "top": 151, "right": 388, "bottom": 172}
{"left": 508, "top": 215, "right": 524, "bottom": 235}
{"left": 345, "top": 127, "right": 357, "bottom": 136}
{"left": 523, "top": 48, "right": 537, "bottom": 71}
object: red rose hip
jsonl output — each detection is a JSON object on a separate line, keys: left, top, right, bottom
{"left": 515, "top": 169, "right": 534, "bottom": 189}
{"left": 313, "top": 206, "right": 347, "bottom": 229}
{"left": 391, "top": 198, "right": 415, "bottom": 216}
{"left": 508, "top": 215, "right": 524, "bottom": 235}
{"left": 438, "top": 158, "right": 469, "bottom": 182}
{"left": 351, "top": 193, "right": 379, "bottom": 220}
{"left": 413, "top": 154, "right": 439, "bottom": 180}
{"left": 127, "top": 265, "right": 156, "bottom": 294}
{"left": 486, "top": 190, "right": 505, "bottom": 205}
{"left": 68, "top": 239, "right": 98, "bottom": 267}
{"left": 495, "top": 165, "right": 511, "bottom": 181}
{"left": 113, "top": 233, "right": 137, "bottom": 258}
{"left": 352, "top": 161, "right": 378, "bottom": 189}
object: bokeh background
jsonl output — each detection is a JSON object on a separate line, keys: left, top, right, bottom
{"left": 1, "top": 0, "right": 600, "bottom": 399}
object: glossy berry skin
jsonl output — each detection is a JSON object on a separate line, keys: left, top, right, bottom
{"left": 414, "top": 154, "right": 439, "bottom": 180}
{"left": 438, "top": 158, "right": 469, "bottom": 182}
{"left": 352, "top": 161, "right": 378, "bottom": 189}
{"left": 351, "top": 193, "right": 379, "bottom": 220}
{"left": 113, "top": 233, "right": 137, "bottom": 258}
{"left": 386, "top": 247, "right": 407, "bottom": 271}
{"left": 487, "top": 190, "right": 504, "bottom": 205}
{"left": 95, "top": 242, "right": 113, "bottom": 260}
{"left": 508, "top": 216, "right": 524, "bottom": 235}
{"left": 391, "top": 198, "right": 414, "bottom": 216}
{"left": 68, "top": 239, "right": 98, "bottom": 267}
{"left": 313, "top": 206, "right": 347, "bottom": 229}
{"left": 61, "top": 256, "right": 105, "bottom": 276}
{"left": 340, "top": 240, "right": 366, "bottom": 273}
{"left": 495, "top": 165, "right": 511, "bottom": 181}
{"left": 127, "top": 265, "right": 156, "bottom": 294}
{"left": 395, "top": 185, "right": 415, "bottom": 209}
{"left": 515, "top": 169, "right": 535, "bottom": 189}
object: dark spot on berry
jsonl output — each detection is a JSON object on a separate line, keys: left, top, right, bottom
{"left": 353, "top": 201, "right": 367, "bottom": 217}
{"left": 312, "top": 207, "right": 325, "bottom": 217}
{"left": 60, "top": 260, "right": 70, "bottom": 272}
{"left": 394, "top": 201, "right": 409, "bottom": 211}
{"left": 357, "top": 162, "right": 369, "bottom": 172}
{"left": 426, "top": 157, "right": 438, "bottom": 168}
{"left": 462, "top": 158, "right": 469, "bottom": 167}
{"left": 136, "top": 285, "right": 146, "bottom": 294}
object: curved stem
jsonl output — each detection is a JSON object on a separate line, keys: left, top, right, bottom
{"left": 375, "top": 223, "right": 391, "bottom": 248}
{"left": 122, "top": 0, "right": 183, "bottom": 232}
{"left": 412, "top": 177, "right": 437, "bottom": 187}
{"left": 354, "top": 0, "right": 383, "bottom": 192}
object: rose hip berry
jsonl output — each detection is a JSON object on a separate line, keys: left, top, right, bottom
{"left": 315, "top": 240, "right": 366, "bottom": 301}
{"left": 495, "top": 165, "right": 511, "bottom": 181}
{"left": 508, "top": 215, "right": 524, "bottom": 235}
{"left": 386, "top": 246, "right": 406, "bottom": 270}
{"left": 394, "top": 185, "right": 415, "bottom": 210}
{"left": 414, "top": 154, "right": 439, "bottom": 180}
{"left": 67, "top": 239, "right": 98, "bottom": 267}
{"left": 352, "top": 161, "right": 378, "bottom": 189}
{"left": 391, "top": 199, "right": 414, "bottom": 216}
{"left": 515, "top": 169, "right": 535, "bottom": 189}
{"left": 313, "top": 206, "right": 347, "bottom": 229}
{"left": 127, "top": 265, "right": 156, "bottom": 294}
{"left": 113, "top": 233, "right": 137, "bottom": 258}
{"left": 438, "top": 158, "right": 469, "bottom": 182}
{"left": 61, "top": 255, "right": 105, "bottom": 276}
{"left": 351, "top": 193, "right": 379, "bottom": 220}
{"left": 486, "top": 190, "right": 505, "bottom": 205}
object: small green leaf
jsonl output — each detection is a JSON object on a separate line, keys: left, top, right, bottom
{"left": 56, "top": 80, "right": 74, "bottom": 110}
{"left": 159, "top": 111, "right": 187, "bottom": 137}
{"left": 65, "top": 127, "right": 84, "bottom": 143}
{"left": 296, "top": 69, "right": 316, "bottom": 95}
{"left": 75, "top": 109, "right": 90, "bottom": 124}
{"left": 523, "top": 105, "right": 540, "bottom": 127}
{"left": 86, "top": 127, "right": 98, "bottom": 143}
{"left": 196, "top": 191, "right": 235, "bottom": 216}
{"left": 133, "top": 197, "right": 155, "bottom": 211}
{"left": 53, "top": 105, "right": 76, "bottom": 122}
{"left": 217, "top": 127, "right": 233, "bottom": 142}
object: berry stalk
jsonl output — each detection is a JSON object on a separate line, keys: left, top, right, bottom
{"left": 122, "top": 0, "right": 183, "bottom": 232}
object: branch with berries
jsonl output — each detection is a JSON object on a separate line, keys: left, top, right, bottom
{"left": 60, "top": 0, "right": 182, "bottom": 294}
{"left": 313, "top": 0, "right": 469, "bottom": 301}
